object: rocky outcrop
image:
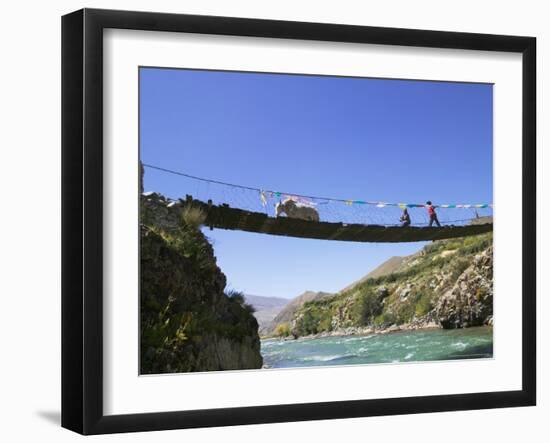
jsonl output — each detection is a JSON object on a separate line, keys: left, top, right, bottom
{"left": 140, "top": 195, "right": 262, "bottom": 374}
{"left": 140, "top": 192, "right": 183, "bottom": 230}
{"left": 435, "top": 246, "right": 493, "bottom": 329}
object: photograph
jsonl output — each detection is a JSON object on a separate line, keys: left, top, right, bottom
{"left": 0, "top": 1, "right": 543, "bottom": 439}
{"left": 139, "top": 67, "right": 494, "bottom": 374}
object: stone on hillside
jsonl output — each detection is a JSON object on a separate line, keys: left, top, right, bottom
{"left": 435, "top": 247, "right": 493, "bottom": 329}
{"left": 376, "top": 286, "right": 389, "bottom": 301}
{"left": 399, "top": 284, "right": 413, "bottom": 301}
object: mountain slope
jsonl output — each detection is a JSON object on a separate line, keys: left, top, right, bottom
{"left": 290, "top": 233, "right": 493, "bottom": 337}
{"left": 266, "top": 291, "right": 333, "bottom": 335}
{"left": 340, "top": 256, "right": 408, "bottom": 293}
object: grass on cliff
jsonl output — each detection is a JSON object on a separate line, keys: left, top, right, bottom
{"left": 144, "top": 219, "right": 215, "bottom": 278}
{"left": 181, "top": 205, "right": 207, "bottom": 228}
{"left": 226, "top": 289, "right": 256, "bottom": 315}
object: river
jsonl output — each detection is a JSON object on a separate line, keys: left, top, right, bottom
{"left": 261, "top": 326, "right": 493, "bottom": 368}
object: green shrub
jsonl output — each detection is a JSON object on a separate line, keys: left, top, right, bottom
{"left": 318, "top": 315, "right": 333, "bottom": 332}
{"left": 415, "top": 291, "right": 434, "bottom": 317}
{"left": 294, "top": 303, "right": 333, "bottom": 336}
{"left": 374, "top": 311, "right": 396, "bottom": 328}
{"left": 274, "top": 322, "right": 291, "bottom": 337}
{"left": 450, "top": 257, "right": 470, "bottom": 280}
{"left": 458, "top": 232, "right": 492, "bottom": 256}
{"left": 444, "top": 240, "right": 462, "bottom": 250}
{"left": 351, "top": 290, "right": 382, "bottom": 325}
{"left": 395, "top": 300, "right": 417, "bottom": 325}
{"left": 424, "top": 242, "right": 444, "bottom": 255}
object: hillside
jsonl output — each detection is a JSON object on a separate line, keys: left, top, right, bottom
{"left": 288, "top": 233, "right": 493, "bottom": 337}
{"left": 265, "top": 291, "right": 333, "bottom": 336}
{"left": 340, "top": 255, "right": 409, "bottom": 293}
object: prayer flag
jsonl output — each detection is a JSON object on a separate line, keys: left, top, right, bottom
{"left": 260, "top": 191, "right": 267, "bottom": 207}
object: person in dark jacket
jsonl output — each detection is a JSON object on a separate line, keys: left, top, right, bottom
{"left": 426, "top": 201, "right": 441, "bottom": 227}
{"left": 400, "top": 208, "right": 411, "bottom": 227}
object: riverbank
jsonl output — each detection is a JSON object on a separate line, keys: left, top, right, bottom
{"left": 261, "top": 326, "right": 493, "bottom": 369}
{"left": 266, "top": 319, "right": 444, "bottom": 342}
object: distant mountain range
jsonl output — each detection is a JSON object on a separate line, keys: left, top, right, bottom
{"left": 244, "top": 295, "right": 288, "bottom": 334}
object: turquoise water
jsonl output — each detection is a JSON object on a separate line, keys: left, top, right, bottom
{"left": 261, "top": 326, "right": 493, "bottom": 368}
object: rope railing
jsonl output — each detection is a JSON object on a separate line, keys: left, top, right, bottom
{"left": 143, "top": 163, "right": 493, "bottom": 228}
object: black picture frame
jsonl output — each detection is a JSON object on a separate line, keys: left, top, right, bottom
{"left": 62, "top": 8, "right": 536, "bottom": 435}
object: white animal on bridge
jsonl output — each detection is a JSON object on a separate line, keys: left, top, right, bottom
{"left": 275, "top": 198, "right": 320, "bottom": 222}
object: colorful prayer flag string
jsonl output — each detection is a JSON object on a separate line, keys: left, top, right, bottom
{"left": 142, "top": 163, "right": 493, "bottom": 210}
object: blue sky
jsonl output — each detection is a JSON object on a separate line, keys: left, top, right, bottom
{"left": 140, "top": 67, "right": 493, "bottom": 299}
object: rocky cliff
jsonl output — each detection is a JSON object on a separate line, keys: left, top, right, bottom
{"left": 285, "top": 233, "right": 493, "bottom": 337}
{"left": 140, "top": 193, "right": 262, "bottom": 374}
{"left": 435, "top": 245, "right": 493, "bottom": 328}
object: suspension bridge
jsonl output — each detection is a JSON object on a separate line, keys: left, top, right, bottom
{"left": 142, "top": 164, "right": 493, "bottom": 243}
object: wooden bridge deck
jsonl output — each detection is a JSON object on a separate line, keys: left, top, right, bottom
{"left": 183, "top": 198, "right": 492, "bottom": 243}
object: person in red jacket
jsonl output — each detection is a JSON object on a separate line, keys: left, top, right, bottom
{"left": 426, "top": 201, "right": 441, "bottom": 227}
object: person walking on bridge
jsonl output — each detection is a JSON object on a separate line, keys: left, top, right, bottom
{"left": 426, "top": 201, "right": 441, "bottom": 227}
